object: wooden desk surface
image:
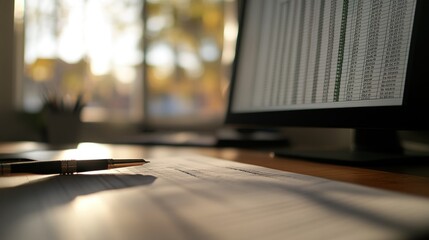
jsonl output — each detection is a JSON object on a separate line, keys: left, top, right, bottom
{"left": 2, "top": 142, "right": 429, "bottom": 240}
{"left": 131, "top": 145, "right": 429, "bottom": 198}
{"left": 2, "top": 142, "right": 429, "bottom": 197}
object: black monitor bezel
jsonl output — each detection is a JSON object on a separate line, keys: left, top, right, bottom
{"left": 226, "top": 0, "right": 429, "bottom": 130}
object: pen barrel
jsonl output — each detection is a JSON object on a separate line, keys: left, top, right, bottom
{"left": 76, "top": 159, "right": 108, "bottom": 173}
{"left": 11, "top": 161, "right": 63, "bottom": 174}
{"left": 9, "top": 159, "right": 108, "bottom": 175}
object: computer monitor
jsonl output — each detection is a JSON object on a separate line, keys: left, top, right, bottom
{"left": 226, "top": 0, "right": 429, "bottom": 163}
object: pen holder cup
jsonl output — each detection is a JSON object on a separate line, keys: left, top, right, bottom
{"left": 45, "top": 112, "right": 81, "bottom": 145}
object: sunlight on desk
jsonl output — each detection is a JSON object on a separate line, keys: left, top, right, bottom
{"left": 1, "top": 155, "right": 429, "bottom": 240}
{"left": 61, "top": 143, "right": 113, "bottom": 159}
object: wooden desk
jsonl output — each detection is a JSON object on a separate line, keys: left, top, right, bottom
{"left": 1, "top": 142, "right": 429, "bottom": 240}
{"left": 106, "top": 144, "right": 429, "bottom": 198}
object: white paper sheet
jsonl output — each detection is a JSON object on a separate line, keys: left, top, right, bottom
{"left": 1, "top": 155, "right": 429, "bottom": 240}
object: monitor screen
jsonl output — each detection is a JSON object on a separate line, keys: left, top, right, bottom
{"left": 226, "top": 0, "right": 429, "bottom": 162}
{"left": 227, "top": 0, "right": 429, "bottom": 129}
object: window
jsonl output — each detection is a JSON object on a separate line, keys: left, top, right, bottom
{"left": 15, "top": 0, "right": 144, "bottom": 122}
{"left": 144, "top": 0, "right": 237, "bottom": 127}
{"left": 15, "top": 0, "right": 237, "bottom": 126}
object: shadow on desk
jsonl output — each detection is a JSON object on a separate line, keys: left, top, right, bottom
{"left": 0, "top": 174, "right": 156, "bottom": 236}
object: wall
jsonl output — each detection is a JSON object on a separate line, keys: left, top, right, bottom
{"left": 0, "top": 0, "right": 14, "bottom": 113}
{"left": 0, "top": 0, "right": 40, "bottom": 141}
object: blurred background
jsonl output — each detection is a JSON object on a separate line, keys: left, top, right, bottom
{"left": 2, "top": 0, "right": 427, "bottom": 151}
{"left": 0, "top": 0, "right": 240, "bottom": 142}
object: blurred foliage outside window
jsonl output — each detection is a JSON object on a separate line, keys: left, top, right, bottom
{"left": 14, "top": 0, "right": 238, "bottom": 126}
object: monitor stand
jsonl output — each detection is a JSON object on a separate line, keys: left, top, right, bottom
{"left": 273, "top": 129, "right": 427, "bottom": 165}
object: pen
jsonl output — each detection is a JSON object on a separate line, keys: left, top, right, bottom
{"left": 0, "top": 159, "right": 149, "bottom": 176}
